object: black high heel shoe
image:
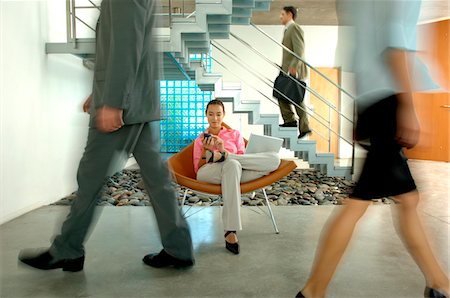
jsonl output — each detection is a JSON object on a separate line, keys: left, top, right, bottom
{"left": 224, "top": 231, "right": 240, "bottom": 255}
{"left": 425, "top": 287, "right": 448, "bottom": 298}
{"left": 295, "top": 291, "right": 305, "bottom": 298}
{"left": 19, "top": 250, "right": 84, "bottom": 272}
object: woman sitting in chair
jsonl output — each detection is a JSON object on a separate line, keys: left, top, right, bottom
{"left": 193, "top": 99, "right": 281, "bottom": 255}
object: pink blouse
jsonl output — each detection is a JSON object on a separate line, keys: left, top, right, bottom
{"left": 193, "top": 127, "right": 245, "bottom": 174}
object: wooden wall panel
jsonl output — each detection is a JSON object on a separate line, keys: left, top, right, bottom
{"left": 405, "top": 19, "right": 450, "bottom": 162}
{"left": 309, "top": 67, "right": 341, "bottom": 155}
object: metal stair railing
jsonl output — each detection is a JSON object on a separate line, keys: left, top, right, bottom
{"left": 165, "top": 0, "right": 196, "bottom": 27}
{"left": 250, "top": 23, "right": 357, "bottom": 102}
{"left": 212, "top": 41, "right": 330, "bottom": 126}
{"left": 210, "top": 55, "right": 329, "bottom": 142}
{"left": 229, "top": 32, "right": 354, "bottom": 124}
{"left": 63, "top": 0, "right": 99, "bottom": 51}
{"left": 211, "top": 41, "right": 352, "bottom": 148}
{"left": 212, "top": 51, "right": 355, "bottom": 175}
{"left": 63, "top": 0, "right": 197, "bottom": 47}
{"left": 229, "top": 24, "right": 358, "bottom": 174}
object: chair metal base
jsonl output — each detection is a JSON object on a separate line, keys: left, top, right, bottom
{"left": 179, "top": 188, "right": 279, "bottom": 234}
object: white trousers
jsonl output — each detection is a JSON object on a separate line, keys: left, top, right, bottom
{"left": 197, "top": 152, "right": 281, "bottom": 231}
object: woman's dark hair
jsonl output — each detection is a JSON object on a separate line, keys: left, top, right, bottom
{"left": 205, "top": 99, "right": 225, "bottom": 114}
{"left": 283, "top": 6, "right": 298, "bottom": 20}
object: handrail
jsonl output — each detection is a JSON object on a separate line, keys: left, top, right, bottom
{"left": 212, "top": 42, "right": 354, "bottom": 146}
{"left": 229, "top": 32, "right": 354, "bottom": 124}
{"left": 87, "top": 0, "right": 100, "bottom": 10}
{"left": 250, "top": 23, "right": 357, "bottom": 102}
{"left": 210, "top": 56, "right": 329, "bottom": 142}
{"left": 212, "top": 41, "right": 330, "bottom": 126}
{"left": 185, "top": 10, "right": 196, "bottom": 18}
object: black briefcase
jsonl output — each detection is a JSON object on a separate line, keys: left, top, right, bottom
{"left": 273, "top": 73, "right": 306, "bottom": 105}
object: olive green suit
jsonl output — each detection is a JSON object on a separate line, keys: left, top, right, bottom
{"left": 278, "top": 22, "right": 310, "bottom": 134}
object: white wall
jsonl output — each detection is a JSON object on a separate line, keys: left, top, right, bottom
{"left": 212, "top": 25, "right": 361, "bottom": 159}
{"left": 0, "top": 0, "right": 93, "bottom": 224}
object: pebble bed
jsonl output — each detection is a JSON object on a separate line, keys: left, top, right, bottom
{"left": 53, "top": 169, "right": 395, "bottom": 207}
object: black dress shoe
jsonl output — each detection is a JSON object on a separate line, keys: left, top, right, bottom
{"left": 142, "top": 250, "right": 194, "bottom": 268}
{"left": 279, "top": 121, "right": 298, "bottom": 128}
{"left": 425, "top": 287, "right": 448, "bottom": 298}
{"left": 295, "top": 291, "right": 305, "bottom": 298}
{"left": 225, "top": 231, "right": 240, "bottom": 255}
{"left": 298, "top": 130, "right": 312, "bottom": 139}
{"left": 19, "top": 250, "right": 84, "bottom": 272}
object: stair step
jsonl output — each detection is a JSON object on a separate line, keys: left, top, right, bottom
{"left": 208, "top": 24, "right": 231, "bottom": 33}
{"left": 206, "top": 14, "right": 232, "bottom": 24}
{"left": 210, "top": 32, "right": 231, "bottom": 39}
{"left": 316, "top": 153, "right": 335, "bottom": 158}
{"left": 231, "top": 17, "right": 250, "bottom": 25}
{"left": 180, "top": 32, "right": 207, "bottom": 41}
{"left": 240, "top": 99, "right": 260, "bottom": 104}
{"left": 183, "top": 40, "right": 210, "bottom": 48}
{"left": 233, "top": 0, "right": 256, "bottom": 8}
{"left": 172, "top": 17, "right": 197, "bottom": 24}
{"left": 253, "top": 1, "right": 270, "bottom": 11}
{"left": 232, "top": 7, "right": 252, "bottom": 17}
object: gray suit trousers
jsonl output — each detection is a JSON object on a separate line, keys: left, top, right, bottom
{"left": 49, "top": 123, "right": 194, "bottom": 261}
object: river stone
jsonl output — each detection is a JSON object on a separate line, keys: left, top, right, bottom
{"left": 117, "top": 199, "right": 129, "bottom": 206}
{"left": 277, "top": 198, "right": 288, "bottom": 206}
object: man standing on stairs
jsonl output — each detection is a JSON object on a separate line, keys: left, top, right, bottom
{"left": 276, "top": 6, "right": 312, "bottom": 139}
{"left": 18, "top": 0, "right": 195, "bottom": 271}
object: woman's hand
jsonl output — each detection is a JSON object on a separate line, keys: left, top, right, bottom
{"left": 202, "top": 135, "right": 216, "bottom": 151}
{"left": 213, "top": 136, "right": 226, "bottom": 152}
{"left": 396, "top": 100, "right": 420, "bottom": 149}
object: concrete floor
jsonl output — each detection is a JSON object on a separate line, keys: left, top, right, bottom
{"left": 0, "top": 160, "right": 448, "bottom": 298}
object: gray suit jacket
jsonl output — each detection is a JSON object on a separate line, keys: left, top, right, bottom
{"left": 281, "top": 22, "right": 308, "bottom": 80}
{"left": 90, "top": 0, "right": 160, "bottom": 127}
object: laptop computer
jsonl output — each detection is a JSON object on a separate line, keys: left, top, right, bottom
{"left": 245, "top": 133, "right": 283, "bottom": 154}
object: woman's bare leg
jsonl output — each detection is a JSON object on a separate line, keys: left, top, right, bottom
{"left": 393, "top": 191, "right": 449, "bottom": 295}
{"left": 301, "top": 198, "right": 371, "bottom": 298}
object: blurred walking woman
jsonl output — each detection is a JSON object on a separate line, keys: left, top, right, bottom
{"left": 193, "top": 99, "right": 280, "bottom": 255}
{"left": 296, "top": 1, "right": 449, "bottom": 297}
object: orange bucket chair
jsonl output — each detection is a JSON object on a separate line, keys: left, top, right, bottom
{"left": 167, "top": 125, "right": 297, "bottom": 234}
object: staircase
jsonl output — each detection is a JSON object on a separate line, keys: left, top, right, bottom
{"left": 45, "top": 0, "right": 354, "bottom": 180}
{"left": 157, "top": 0, "right": 273, "bottom": 77}
{"left": 211, "top": 79, "right": 353, "bottom": 180}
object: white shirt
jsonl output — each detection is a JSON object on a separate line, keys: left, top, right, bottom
{"left": 337, "top": 0, "right": 438, "bottom": 109}
{"left": 285, "top": 19, "right": 295, "bottom": 30}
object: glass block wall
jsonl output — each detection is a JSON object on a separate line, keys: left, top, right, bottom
{"left": 159, "top": 52, "right": 213, "bottom": 153}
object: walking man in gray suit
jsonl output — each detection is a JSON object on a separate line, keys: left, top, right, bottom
{"left": 19, "top": 0, "right": 194, "bottom": 271}
{"left": 277, "top": 6, "right": 312, "bottom": 139}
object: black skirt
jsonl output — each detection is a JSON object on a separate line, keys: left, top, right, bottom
{"left": 351, "top": 94, "right": 417, "bottom": 200}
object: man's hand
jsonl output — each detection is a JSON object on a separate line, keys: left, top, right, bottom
{"left": 396, "top": 99, "right": 420, "bottom": 149}
{"left": 83, "top": 95, "right": 93, "bottom": 113}
{"left": 96, "top": 106, "right": 124, "bottom": 133}
{"left": 288, "top": 67, "right": 297, "bottom": 77}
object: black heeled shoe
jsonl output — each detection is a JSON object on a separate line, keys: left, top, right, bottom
{"left": 295, "top": 291, "right": 305, "bottom": 298}
{"left": 18, "top": 250, "right": 84, "bottom": 272}
{"left": 425, "top": 287, "right": 448, "bottom": 298}
{"left": 225, "top": 231, "right": 240, "bottom": 255}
